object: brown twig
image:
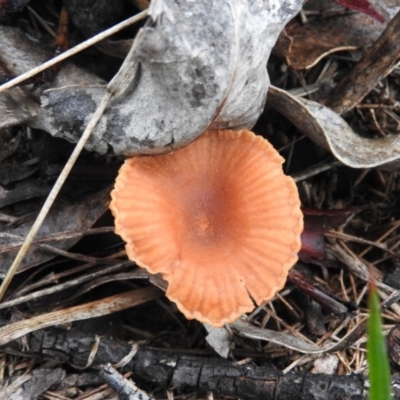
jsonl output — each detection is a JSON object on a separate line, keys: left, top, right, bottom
{"left": 326, "top": 11, "right": 400, "bottom": 114}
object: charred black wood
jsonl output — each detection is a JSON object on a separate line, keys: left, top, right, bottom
{"left": 2, "top": 327, "right": 395, "bottom": 399}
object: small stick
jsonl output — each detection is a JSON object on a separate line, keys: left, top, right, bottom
{"left": 100, "top": 364, "right": 155, "bottom": 400}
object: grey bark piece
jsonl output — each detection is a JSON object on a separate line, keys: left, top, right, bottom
{"left": 33, "top": 0, "right": 304, "bottom": 156}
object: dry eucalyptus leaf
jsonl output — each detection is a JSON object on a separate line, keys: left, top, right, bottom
{"left": 231, "top": 319, "right": 364, "bottom": 354}
{"left": 35, "top": 0, "right": 304, "bottom": 156}
{"left": 231, "top": 319, "right": 323, "bottom": 353}
{"left": 267, "top": 86, "right": 400, "bottom": 170}
{"left": 95, "top": 38, "right": 133, "bottom": 59}
{"left": 0, "top": 27, "right": 43, "bottom": 128}
{"left": 0, "top": 186, "right": 111, "bottom": 276}
{"left": 274, "top": 0, "right": 399, "bottom": 70}
{"left": 0, "top": 86, "right": 38, "bottom": 129}
{"left": 204, "top": 325, "right": 231, "bottom": 359}
{"left": 0, "top": 26, "right": 50, "bottom": 76}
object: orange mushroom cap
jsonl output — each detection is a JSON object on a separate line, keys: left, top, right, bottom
{"left": 110, "top": 129, "right": 303, "bottom": 327}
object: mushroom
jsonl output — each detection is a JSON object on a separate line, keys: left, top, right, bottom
{"left": 110, "top": 129, "right": 303, "bottom": 327}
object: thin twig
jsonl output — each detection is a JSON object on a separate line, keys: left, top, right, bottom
{"left": 0, "top": 263, "right": 136, "bottom": 310}
{"left": 293, "top": 159, "right": 342, "bottom": 182}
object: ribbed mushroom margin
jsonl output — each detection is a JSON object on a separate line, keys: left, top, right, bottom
{"left": 110, "top": 129, "right": 303, "bottom": 327}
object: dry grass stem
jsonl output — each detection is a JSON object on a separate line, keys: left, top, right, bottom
{"left": 0, "top": 287, "right": 161, "bottom": 347}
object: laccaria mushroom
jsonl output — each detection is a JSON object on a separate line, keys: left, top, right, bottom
{"left": 110, "top": 129, "right": 303, "bottom": 326}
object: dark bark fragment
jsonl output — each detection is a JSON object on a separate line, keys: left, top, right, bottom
{"left": 0, "top": 327, "right": 380, "bottom": 399}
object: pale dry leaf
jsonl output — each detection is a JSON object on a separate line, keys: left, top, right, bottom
{"left": 0, "top": 186, "right": 112, "bottom": 276}
{"left": 231, "top": 319, "right": 366, "bottom": 354}
{"left": 231, "top": 319, "right": 323, "bottom": 353}
{"left": 204, "top": 325, "right": 231, "bottom": 359}
{"left": 267, "top": 86, "right": 400, "bottom": 170}
{"left": 35, "top": 0, "right": 304, "bottom": 156}
{"left": 275, "top": 0, "right": 399, "bottom": 70}
{"left": 0, "top": 87, "right": 38, "bottom": 129}
{"left": 311, "top": 354, "right": 339, "bottom": 375}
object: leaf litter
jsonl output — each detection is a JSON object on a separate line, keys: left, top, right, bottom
{"left": 274, "top": 0, "right": 398, "bottom": 70}
{"left": 0, "top": 0, "right": 400, "bottom": 399}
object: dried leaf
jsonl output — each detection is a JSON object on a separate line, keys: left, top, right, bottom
{"left": 35, "top": 0, "right": 304, "bottom": 156}
{"left": 332, "top": 0, "right": 385, "bottom": 22}
{"left": 267, "top": 86, "right": 400, "bottom": 170}
{"left": 231, "top": 319, "right": 365, "bottom": 354}
{"left": 288, "top": 268, "right": 355, "bottom": 316}
{"left": 0, "top": 86, "right": 38, "bottom": 129}
{"left": 0, "top": 186, "right": 111, "bottom": 276}
{"left": 274, "top": 0, "right": 398, "bottom": 70}
{"left": 300, "top": 208, "right": 355, "bottom": 263}
{"left": 204, "top": 325, "right": 231, "bottom": 359}
{"left": 387, "top": 326, "right": 400, "bottom": 366}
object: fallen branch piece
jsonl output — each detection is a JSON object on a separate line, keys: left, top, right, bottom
{"left": 326, "top": 10, "right": 400, "bottom": 114}
{"left": 3, "top": 328, "right": 390, "bottom": 400}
